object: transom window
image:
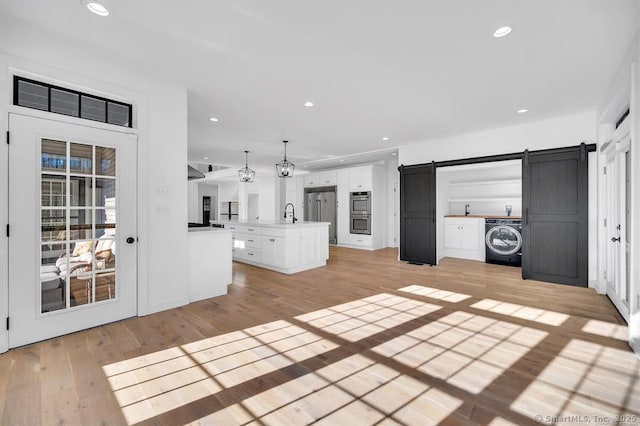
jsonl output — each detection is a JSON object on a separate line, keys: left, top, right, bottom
{"left": 14, "top": 76, "right": 133, "bottom": 128}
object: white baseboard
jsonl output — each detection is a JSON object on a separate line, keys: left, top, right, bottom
{"left": 0, "top": 332, "right": 7, "bottom": 354}
{"left": 590, "top": 279, "right": 606, "bottom": 294}
{"left": 147, "top": 296, "right": 190, "bottom": 315}
{"left": 336, "top": 243, "right": 375, "bottom": 251}
{"left": 189, "top": 286, "right": 229, "bottom": 303}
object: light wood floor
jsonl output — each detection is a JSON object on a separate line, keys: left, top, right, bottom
{"left": 0, "top": 247, "right": 638, "bottom": 425}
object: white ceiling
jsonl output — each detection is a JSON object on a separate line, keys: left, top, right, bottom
{"left": 1, "top": 0, "right": 639, "bottom": 174}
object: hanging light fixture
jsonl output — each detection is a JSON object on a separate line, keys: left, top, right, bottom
{"left": 275, "top": 140, "right": 295, "bottom": 178}
{"left": 238, "top": 150, "right": 255, "bottom": 183}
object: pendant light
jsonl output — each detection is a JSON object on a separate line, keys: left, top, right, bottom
{"left": 276, "top": 140, "right": 295, "bottom": 178}
{"left": 238, "top": 150, "right": 255, "bottom": 183}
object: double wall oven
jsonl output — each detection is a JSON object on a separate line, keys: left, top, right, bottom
{"left": 350, "top": 191, "right": 371, "bottom": 235}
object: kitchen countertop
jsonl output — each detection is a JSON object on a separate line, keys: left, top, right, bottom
{"left": 445, "top": 215, "right": 522, "bottom": 219}
{"left": 213, "top": 220, "right": 330, "bottom": 229}
{"left": 188, "top": 226, "right": 233, "bottom": 233}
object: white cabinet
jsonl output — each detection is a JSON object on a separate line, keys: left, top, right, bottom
{"left": 231, "top": 222, "right": 329, "bottom": 274}
{"left": 337, "top": 170, "right": 350, "bottom": 244}
{"left": 188, "top": 229, "right": 232, "bottom": 302}
{"left": 443, "top": 217, "right": 485, "bottom": 261}
{"left": 349, "top": 167, "right": 373, "bottom": 192}
{"left": 444, "top": 224, "right": 478, "bottom": 250}
{"left": 349, "top": 234, "right": 372, "bottom": 247}
{"left": 299, "top": 164, "right": 383, "bottom": 250}
{"left": 318, "top": 172, "right": 336, "bottom": 186}
{"left": 233, "top": 230, "right": 263, "bottom": 261}
{"left": 262, "top": 235, "right": 288, "bottom": 268}
{"left": 304, "top": 172, "right": 337, "bottom": 188}
{"left": 303, "top": 174, "right": 318, "bottom": 187}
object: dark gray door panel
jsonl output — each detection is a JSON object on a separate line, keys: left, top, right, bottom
{"left": 523, "top": 145, "right": 588, "bottom": 286}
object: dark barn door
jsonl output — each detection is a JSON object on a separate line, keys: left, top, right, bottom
{"left": 400, "top": 163, "right": 436, "bottom": 265}
{"left": 522, "top": 145, "right": 588, "bottom": 286}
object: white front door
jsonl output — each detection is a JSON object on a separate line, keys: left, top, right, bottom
{"left": 8, "top": 113, "right": 137, "bottom": 348}
{"left": 604, "top": 129, "right": 631, "bottom": 321}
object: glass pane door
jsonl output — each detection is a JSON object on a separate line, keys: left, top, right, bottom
{"left": 40, "top": 139, "right": 117, "bottom": 313}
{"left": 9, "top": 113, "right": 136, "bottom": 349}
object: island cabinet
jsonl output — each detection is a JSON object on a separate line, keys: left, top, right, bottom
{"left": 187, "top": 228, "right": 233, "bottom": 302}
{"left": 261, "top": 228, "right": 291, "bottom": 268}
{"left": 230, "top": 221, "right": 330, "bottom": 274}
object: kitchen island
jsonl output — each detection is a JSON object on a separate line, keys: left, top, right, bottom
{"left": 218, "top": 220, "right": 330, "bottom": 274}
{"left": 187, "top": 226, "right": 233, "bottom": 301}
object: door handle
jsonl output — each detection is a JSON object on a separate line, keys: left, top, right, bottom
{"left": 611, "top": 237, "right": 621, "bottom": 242}
{"left": 126, "top": 237, "right": 136, "bottom": 244}
{"left": 432, "top": 208, "right": 435, "bottom": 223}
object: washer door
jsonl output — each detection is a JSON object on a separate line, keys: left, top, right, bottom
{"left": 485, "top": 225, "right": 522, "bottom": 256}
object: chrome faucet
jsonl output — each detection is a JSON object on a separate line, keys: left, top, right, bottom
{"left": 284, "top": 203, "right": 298, "bottom": 223}
{"left": 465, "top": 204, "right": 471, "bottom": 216}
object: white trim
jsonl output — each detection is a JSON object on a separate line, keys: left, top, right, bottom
{"left": 0, "top": 53, "right": 153, "bottom": 353}
{"left": 234, "top": 258, "right": 327, "bottom": 274}
{"left": 8, "top": 107, "right": 137, "bottom": 136}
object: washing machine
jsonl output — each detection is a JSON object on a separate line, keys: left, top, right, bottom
{"left": 485, "top": 218, "right": 522, "bottom": 267}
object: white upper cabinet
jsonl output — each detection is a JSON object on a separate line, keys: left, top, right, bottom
{"left": 303, "top": 174, "right": 318, "bottom": 187}
{"left": 336, "top": 170, "right": 350, "bottom": 244}
{"left": 349, "top": 166, "right": 373, "bottom": 192}
{"left": 304, "top": 172, "right": 337, "bottom": 188}
{"left": 318, "top": 172, "right": 337, "bottom": 186}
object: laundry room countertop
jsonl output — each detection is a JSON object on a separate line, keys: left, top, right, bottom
{"left": 445, "top": 215, "right": 522, "bottom": 219}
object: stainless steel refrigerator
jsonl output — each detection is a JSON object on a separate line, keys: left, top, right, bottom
{"left": 305, "top": 190, "right": 337, "bottom": 244}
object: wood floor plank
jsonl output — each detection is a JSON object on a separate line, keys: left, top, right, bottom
{"left": 0, "top": 248, "right": 637, "bottom": 425}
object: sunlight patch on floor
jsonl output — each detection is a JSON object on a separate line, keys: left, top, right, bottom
{"left": 372, "top": 311, "right": 547, "bottom": 394}
{"left": 398, "top": 285, "right": 471, "bottom": 303}
{"left": 581, "top": 319, "right": 628, "bottom": 341}
{"left": 511, "top": 339, "right": 640, "bottom": 424}
{"left": 471, "top": 298, "right": 570, "bottom": 326}
{"left": 188, "top": 354, "right": 463, "bottom": 425}
{"left": 100, "top": 290, "right": 636, "bottom": 426}
{"left": 295, "top": 293, "right": 442, "bottom": 342}
{"left": 102, "top": 320, "right": 337, "bottom": 425}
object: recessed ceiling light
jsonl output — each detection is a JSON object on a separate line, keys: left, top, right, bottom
{"left": 392, "top": 153, "right": 397, "bottom": 156}
{"left": 517, "top": 108, "right": 529, "bottom": 114}
{"left": 382, "top": 137, "right": 390, "bottom": 141}
{"left": 85, "top": 1, "right": 109, "bottom": 16}
{"left": 203, "top": 157, "right": 209, "bottom": 160}
{"left": 340, "top": 159, "right": 345, "bottom": 162}
{"left": 493, "top": 26, "right": 512, "bottom": 38}
{"left": 304, "top": 101, "right": 314, "bottom": 107}
{"left": 209, "top": 117, "right": 219, "bottom": 122}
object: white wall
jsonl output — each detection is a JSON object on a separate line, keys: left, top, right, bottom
{"left": 256, "top": 176, "right": 277, "bottom": 221}
{"left": 213, "top": 175, "right": 278, "bottom": 222}
{"left": 399, "top": 111, "right": 596, "bottom": 165}
{"left": 0, "top": 24, "right": 189, "bottom": 352}
{"left": 441, "top": 161, "right": 522, "bottom": 216}
{"left": 598, "top": 26, "right": 640, "bottom": 343}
